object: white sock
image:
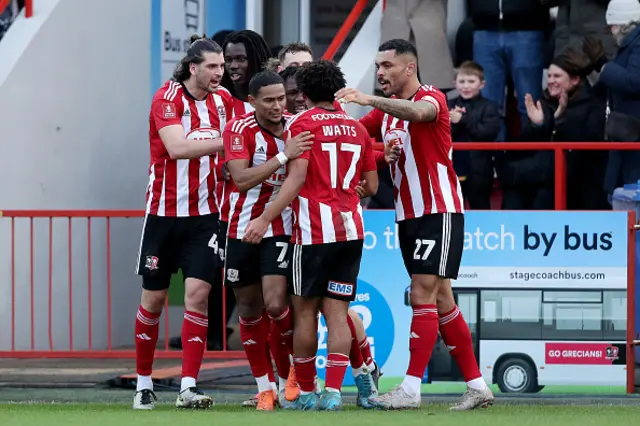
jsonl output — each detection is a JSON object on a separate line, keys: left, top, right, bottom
{"left": 278, "top": 376, "right": 288, "bottom": 391}
{"left": 314, "top": 376, "right": 322, "bottom": 393}
{"left": 467, "top": 377, "right": 488, "bottom": 390}
{"left": 180, "top": 376, "right": 196, "bottom": 392}
{"left": 137, "top": 375, "right": 153, "bottom": 392}
{"left": 367, "top": 362, "right": 376, "bottom": 372}
{"left": 270, "top": 382, "right": 278, "bottom": 392}
{"left": 352, "top": 365, "right": 366, "bottom": 377}
{"left": 401, "top": 375, "right": 422, "bottom": 397}
{"left": 255, "top": 374, "right": 271, "bottom": 393}
{"left": 325, "top": 387, "right": 340, "bottom": 394}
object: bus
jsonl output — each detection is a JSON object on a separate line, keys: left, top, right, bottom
{"left": 423, "top": 284, "right": 627, "bottom": 393}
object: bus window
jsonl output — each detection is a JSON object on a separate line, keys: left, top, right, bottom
{"left": 480, "top": 290, "right": 542, "bottom": 340}
{"left": 603, "top": 290, "right": 626, "bottom": 341}
{"left": 542, "top": 291, "right": 604, "bottom": 340}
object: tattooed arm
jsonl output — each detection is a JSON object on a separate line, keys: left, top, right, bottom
{"left": 335, "top": 87, "right": 439, "bottom": 123}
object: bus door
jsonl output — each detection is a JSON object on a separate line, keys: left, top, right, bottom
{"left": 427, "top": 290, "right": 480, "bottom": 382}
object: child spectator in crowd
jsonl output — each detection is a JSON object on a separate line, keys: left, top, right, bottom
{"left": 448, "top": 61, "right": 501, "bottom": 209}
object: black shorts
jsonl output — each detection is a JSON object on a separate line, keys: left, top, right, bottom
{"left": 290, "top": 240, "right": 363, "bottom": 302}
{"left": 135, "top": 213, "right": 219, "bottom": 290}
{"left": 224, "top": 235, "right": 291, "bottom": 287}
{"left": 398, "top": 213, "right": 464, "bottom": 279}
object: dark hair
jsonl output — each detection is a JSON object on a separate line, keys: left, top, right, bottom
{"left": 172, "top": 35, "right": 222, "bottom": 82}
{"left": 456, "top": 60, "right": 485, "bottom": 80}
{"left": 221, "top": 30, "right": 272, "bottom": 96}
{"left": 264, "top": 57, "right": 281, "bottom": 72}
{"left": 248, "top": 71, "right": 284, "bottom": 97}
{"left": 378, "top": 39, "right": 418, "bottom": 59}
{"left": 211, "top": 29, "right": 233, "bottom": 46}
{"left": 296, "top": 59, "right": 346, "bottom": 104}
{"left": 278, "top": 42, "right": 314, "bottom": 63}
{"left": 279, "top": 65, "right": 300, "bottom": 82}
{"left": 553, "top": 38, "right": 604, "bottom": 78}
{"left": 552, "top": 49, "right": 593, "bottom": 78}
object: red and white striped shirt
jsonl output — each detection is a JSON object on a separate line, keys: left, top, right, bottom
{"left": 286, "top": 107, "right": 376, "bottom": 245}
{"left": 223, "top": 112, "right": 292, "bottom": 239}
{"left": 360, "top": 85, "right": 464, "bottom": 221}
{"left": 146, "top": 80, "right": 231, "bottom": 217}
{"left": 219, "top": 96, "right": 255, "bottom": 223}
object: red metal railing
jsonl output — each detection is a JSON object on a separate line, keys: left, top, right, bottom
{"left": 0, "top": 0, "right": 33, "bottom": 18}
{"left": 0, "top": 209, "right": 243, "bottom": 359}
{"left": 322, "top": 0, "right": 369, "bottom": 60}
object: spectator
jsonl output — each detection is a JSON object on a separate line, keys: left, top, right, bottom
{"left": 380, "top": 0, "right": 454, "bottom": 90}
{"left": 448, "top": 61, "right": 501, "bottom": 209}
{"left": 586, "top": 0, "right": 640, "bottom": 196}
{"left": 544, "top": 0, "right": 617, "bottom": 60}
{"left": 470, "top": 0, "right": 552, "bottom": 132}
{"left": 520, "top": 47, "right": 608, "bottom": 210}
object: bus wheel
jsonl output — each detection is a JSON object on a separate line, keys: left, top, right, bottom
{"left": 496, "top": 358, "right": 538, "bottom": 393}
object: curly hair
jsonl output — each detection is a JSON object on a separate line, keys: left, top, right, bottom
{"left": 221, "top": 30, "right": 272, "bottom": 97}
{"left": 278, "top": 65, "right": 300, "bottom": 83}
{"left": 172, "top": 35, "right": 222, "bottom": 82}
{"left": 296, "top": 59, "right": 346, "bottom": 104}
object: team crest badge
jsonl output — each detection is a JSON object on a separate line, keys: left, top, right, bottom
{"left": 144, "top": 255, "right": 159, "bottom": 271}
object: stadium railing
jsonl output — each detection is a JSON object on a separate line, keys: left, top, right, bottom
{"left": 0, "top": 0, "right": 33, "bottom": 18}
{"left": 1, "top": 141, "right": 638, "bottom": 392}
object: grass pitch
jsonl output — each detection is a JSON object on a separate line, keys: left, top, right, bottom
{"left": 1, "top": 403, "right": 640, "bottom": 426}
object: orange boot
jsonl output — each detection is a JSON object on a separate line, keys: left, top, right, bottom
{"left": 256, "top": 389, "right": 276, "bottom": 411}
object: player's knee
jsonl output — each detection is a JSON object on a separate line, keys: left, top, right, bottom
{"left": 265, "top": 299, "right": 288, "bottom": 319}
{"left": 140, "top": 289, "right": 167, "bottom": 313}
{"left": 436, "top": 279, "right": 455, "bottom": 312}
{"left": 410, "top": 275, "right": 439, "bottom": 305}
{"left": 184, "top": 278, "right": 211, "bottom": 313}
{"left": 235, "top": 289, "right": 263, "bottom": 319}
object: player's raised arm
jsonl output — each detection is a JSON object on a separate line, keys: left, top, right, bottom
{"left": 335, "top": 88, "right": 438, "bottom": 123}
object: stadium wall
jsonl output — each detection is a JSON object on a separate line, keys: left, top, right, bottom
{"left": 0, "top": 0, "right": 151, "bottom": 350}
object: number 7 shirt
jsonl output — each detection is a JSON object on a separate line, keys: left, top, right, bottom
{"left": 285, "top": 107, "right": 376, "bottom": 245}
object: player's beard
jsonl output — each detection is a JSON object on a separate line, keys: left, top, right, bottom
{"left": 198, "top": 74, "right": 218, "bottom": 94}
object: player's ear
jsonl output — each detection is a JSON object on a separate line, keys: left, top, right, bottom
{"left": 248, "top": 94, "right": 257, "bottom": 107}
{"left": 406, "top": 61, "right": 417, "bottom": 77}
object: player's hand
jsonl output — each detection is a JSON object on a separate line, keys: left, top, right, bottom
{"left": 284, "top": 131, "right": 314, "bottom": 160}
{"left": 355, "top": 180, "right": 367, "bottom": 198}
{"left": 384, "top": 141, "right": 401, "bottom": 164}
{"left": 242, "top": 216, "right": 269, "bottom": 244}
{"left": 334, "top": 88, "right": 373, "bottom": 106}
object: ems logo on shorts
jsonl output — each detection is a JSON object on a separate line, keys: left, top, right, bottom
{"left": 327, "top": 281, "right": 354, "bottom": 296}
{"left": 144, "top": 255, "right": 159, "bottom": 271}
{"left": 162, "top": 103, "right": 176, "bottom": 119}
{"left": 227, "top": 268, "right": 239, "bottom": 282}
{"left": 231, "top": 134, "right": 244, "bottom": 152}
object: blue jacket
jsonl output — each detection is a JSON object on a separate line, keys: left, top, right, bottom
{"left": 600, "top": 26, "right": 640, "bottom": 193}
